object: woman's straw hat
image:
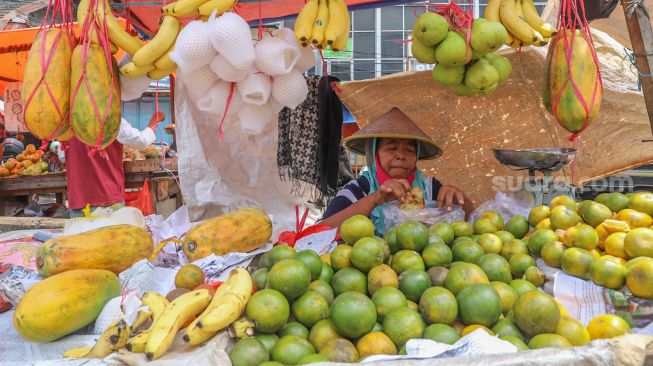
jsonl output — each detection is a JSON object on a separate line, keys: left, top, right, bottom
{"left": 343, "top": 107, "right": 442, "bottom": 160}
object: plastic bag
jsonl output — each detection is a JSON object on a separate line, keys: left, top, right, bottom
{"left": 125, "top": 178, "right": 155, "bottom": 216}
{"left": 63, "top": 206, "right": 146, "bottom": 236}
{"left": 384, "top": 200, "right": 465, "bottom": 230}
{"left": 469, "top": 192, "right": 534, "bottom": 224}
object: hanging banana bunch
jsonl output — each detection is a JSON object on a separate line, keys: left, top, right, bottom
{"left": 294, "top": 0, "right": 350, "bottom": 51}
{"left": 485, "top": 0, "right": 556, "bottom": 48}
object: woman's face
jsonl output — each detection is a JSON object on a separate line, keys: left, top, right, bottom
{"left": 377, "top": 138, "right": 417, "bottom": 179}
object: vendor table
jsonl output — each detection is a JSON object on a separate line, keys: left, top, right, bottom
{"left": 0, "top": 170, "right": 182, "bottom": 214}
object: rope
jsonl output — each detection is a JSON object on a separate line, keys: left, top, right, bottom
{"left": 624, "top": 47, "right": 653, "bottom": 91}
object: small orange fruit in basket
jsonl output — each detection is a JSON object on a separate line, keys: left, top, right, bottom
{"left": 36, "top": 149, "right": 44, "bottom": 156}
{"left": 15, "top": 154, "right": 24, "bottom": 162}
{"left": 30, "top": 154, "right": 41, "bottom": 163}
{"left": 25, "top": 144, "right": 36, "bottom": 154}
{"left": 21, "top": 160, "right": 32, "bottom": 168}
{"left": 0, "top": 167, "right": 9, "bottom": 177}
{"left": 5, "top": 160, "right": 15, "bottom": 170}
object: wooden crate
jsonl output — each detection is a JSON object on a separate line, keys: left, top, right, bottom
{"left": 123, "top": 157, "right": 178, "bottom": 173}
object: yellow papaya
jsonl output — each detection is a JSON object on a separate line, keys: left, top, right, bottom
{"left": 70, "top": 44, "right": 121, "bottom": 149}
{"left": 547, "top": 29, "right": 603, "bottom": 133}
{"left": 182, "top": 208, "right": 272, "bottom": 262}
{"left": 13, "top": 269, "right": 120, "bottom": 342}
{"left": 36, "top": 224, "right": 153, "bottom": 277}
{"left": 22, "top": 29, "right": 73, "bottom": 141}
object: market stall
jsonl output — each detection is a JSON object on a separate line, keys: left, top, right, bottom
{"left": 2, "top": 0, "right": 653, "bottom": 364}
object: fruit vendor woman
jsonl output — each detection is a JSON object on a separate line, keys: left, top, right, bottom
{"left": 321, "top": 107, "right": 474, "bottom": 234}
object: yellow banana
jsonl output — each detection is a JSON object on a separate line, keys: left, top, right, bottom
{"left": 499, "top": 0, "right": 536, "bottom": 44}
{"left": 533, "top": 29, "right": 548, "bottom": 46}
{"left": 63, "top": 347, "right": 92, "bottom": 358}
{"left": 506, "top": 31, "right": 523, "bottom": 48}
{"left": 76, "top": 0, "right": 100, "bottom": 45}
{"left": 294, "top": 0, "right": 319, "bottom": 43}
{"left": 141, "top": 291, "right": 169, "bottom": 321}
{"left": 148, "top": 65, "right": 177, "bottom": 80}
{"left": 154, "top": 49, "right": 176, "bottom": 70}
{"left": 198, "top": 0, "right": 237, "bottom": 17}
{"left": 324, "top": 0, "right": 346, "bottom": 45}
{"left": 183, "top": 282, "right": 231, "bottom": 345}
{"left": 120, "top": 62, "right": 155, "bottom": 77}
{"left": 330, "top": 4, "right": 350, "bottom": 52}
{"left": 162, "top": 0, "right": 207, "bottom": 17}
{"left": 97, "top": 0, "right": 143, "bottom": 55}
{"left": 126, "top": 329, "right": 150, "bottom": 353}
{"left": 521, "top": 0, "right": 556, "bottom": 38}
{"left": 194, "top": 268, "right": 252, "bottom": 333}
{"left": 130, "top": 309, "right": 152, "bottom": 334}
{"left": 132, "top": 16, "right": 179, "bottom": 67}
{"left": 484, "top": 0, "right": 502, "bottom": 22}
{"left": 64, "top": 319, "right": 130, "bottom": 359}
{"left": 110, "top": 42, "right": 118, "bottom": 54}
{"left": 145, "top": 289, "right": 212, "bottom": 361}
{"left": 309, "top": 0, "right": 329, "bottom": 46}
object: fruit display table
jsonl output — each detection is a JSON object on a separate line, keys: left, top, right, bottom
{"left": 0, "top": 170, "right": 182, "bottom": 215}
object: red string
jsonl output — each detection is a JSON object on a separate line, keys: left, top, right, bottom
{"left": 318, "top": 49, "right": 342, "bottom": 92}
{"left": 218, "top": 83, "right": 236, "bottom": 142}
{"left": 430, "top": 0, "right": 473, "bottom": 63}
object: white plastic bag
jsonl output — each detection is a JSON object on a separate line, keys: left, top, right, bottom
{"left": 384, "top": 200, "right": 465, "bottom": 231}
{"left": 63, "top": 206, "right": 146, "bottom": 236}
{"left": 469, "top": 191, "right": 534, "bottom": 224}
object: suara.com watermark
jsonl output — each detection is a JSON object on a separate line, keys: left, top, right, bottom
{"left": 490, "top": 175, "right": 635, "bottom": 194}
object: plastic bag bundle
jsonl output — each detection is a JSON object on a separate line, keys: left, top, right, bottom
{"left": 255, "top": 37, "right": 300, "bottom": 76}
{"left": 209, "top": 55, "right": 250, "bottom": 82}
{"left": 209, "top": 12, "right": 255, "bottom": 70}
{"left": 237, "top": 72, "right": 272, "bottom": 105}
{"left": 295, "top": 47, "right": 317, "bottom": 73}
{"left": 170, "top": 21, "right": 216, "bottom": 74}
{"left": 238, "top": 103, "right": 273, "bottom": 135}
{"left": 197, "top": 80, "right": 234, "bottom": 115}
{"left": 468, "top": 192, "right": 534, "bottom": 224}
{"left": 272, "top": 70, "right": 309, "bottom": 109}
{"left": 181, "top": 65, "right": 218, "bottom": 98}
{"left": 384, "top": 201, "right": 465, "bottom": 230}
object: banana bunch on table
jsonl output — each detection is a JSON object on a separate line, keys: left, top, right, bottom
{"left": 485, "top": 0, "right": 557, "bottom": 48}
{"left": 63, "top": 268, "right": 252, "bottom": 361}
{"left": 78, "top": 0, "right": 238, "bottom": 79}
{"left": 293, "top": 0, "right": 350, "bottom": 51}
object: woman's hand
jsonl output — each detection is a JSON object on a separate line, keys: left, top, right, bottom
{"left": 373, "top": 179, "right": 410, "bottom": 206}
{"left": 437, "top": 185, "right": 476, "bottom": 211}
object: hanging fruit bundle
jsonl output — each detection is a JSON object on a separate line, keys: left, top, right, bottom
{"left": 543, "top": 0, "right": 602, "bottom": 138}
{"left": 70, "top": 0, "right": 121, "bottom": 150}
{"left": 293, "top": 0, "right": 350, "bottom": 51}
{"left": 21, "top": 0, "right": 75, "bottom": 142}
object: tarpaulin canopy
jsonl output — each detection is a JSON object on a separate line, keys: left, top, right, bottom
{"left": 123, "top": 0, "right": 411, "bottom": 34}
{"left": 0, "top": 19, "right": 130, "bottom": 96}
{"left": 336, "top": 29, "right": 651, "bottom": 204}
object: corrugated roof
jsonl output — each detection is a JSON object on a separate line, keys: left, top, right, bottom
{"left": 0, "top": 0, "right": 47, "bottom": 29}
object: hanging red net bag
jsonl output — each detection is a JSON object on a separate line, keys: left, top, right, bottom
{"left": 21, "top": 0, "right": 75, "bottom": 142}
{"left": 544, "top": 0, "right": 603, "bottom": 141}
{"left": 70, "top": 0, "right": 122, "bottom": 151}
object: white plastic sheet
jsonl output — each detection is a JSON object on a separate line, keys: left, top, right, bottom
{"left": 174, "top": 80, "right": 320, "bottom": 230}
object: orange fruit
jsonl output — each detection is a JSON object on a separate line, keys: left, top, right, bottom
{"left": 528, "top": 206, "right": 550, "bottom": 227}
{"left": 616, "top": 209, "right": 653, "bottom": 228}
{"left": 561, "top": 247, "right": 594, "bottom": 280}
{"left": 587, "top": 314, "right": 631, "bottom": 339}
{"left": 604, "top": 232, "right": 628, "bottom": 259}
{"left": 624, "top": 227, "right": 653, "bottom": 258}
{"left": 550, "top": 205, "right": 581, "bottom": 230}
{"left": 367, "top": 264, "right": 399, "bottom": 295}
{"left": 627, "top": 191, "right": 653, "bottom": 216}
{"left": 588, "top": 257, "right": 627, "bottom": 289}
{"left": 461, "top": 324, "right": 494, "bottom": 336}
{"left": 174, "top": 264, "right": 205, "bottom": 290}
{"left": 356, "top": 332, "right": 397, "bottom": 358}
{"left": 626, "top": 259, "right": 653, "bottom": 299}
{"left": 550, "top": 195, "right": 578, "bottom": 211}
{"left": 340, "top": 215, "right": 374, "bottom": 245}
{"left": 528, "top": 334, "right": 571, "bottom": 349}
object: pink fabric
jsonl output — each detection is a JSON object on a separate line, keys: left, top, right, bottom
{"left": 65, "top": 137, "right": 125, "bottom": 210}
{"left": 374, "top": 154, "right": 416, "bottom": 186}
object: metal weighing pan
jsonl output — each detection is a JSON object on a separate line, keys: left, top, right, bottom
{"left": 493, "top": 148, "right": 577, "bottom": 171}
